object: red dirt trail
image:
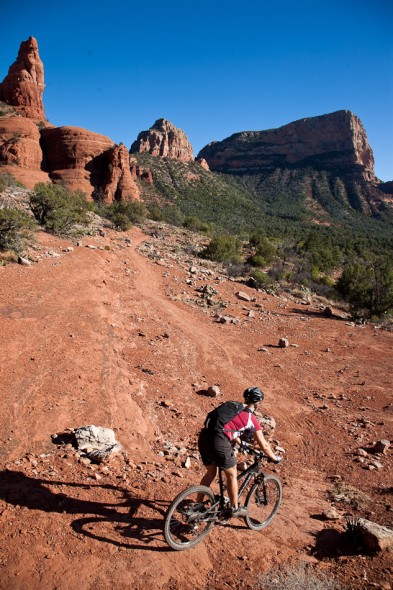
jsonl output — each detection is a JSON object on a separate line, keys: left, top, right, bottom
{"left": 0, "top": 224, "right": 392, "bottom": 590}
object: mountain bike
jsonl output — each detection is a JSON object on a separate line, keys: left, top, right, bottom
{"left": 164, "top": 442, "right": 282, "bottom": 550}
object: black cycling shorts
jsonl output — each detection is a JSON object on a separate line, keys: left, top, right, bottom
{"left": 198, "top": 428, "right": 236, "bottom": 470}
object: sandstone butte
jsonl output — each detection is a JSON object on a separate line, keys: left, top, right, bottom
{"left": 130, "top": 118, "right": 195, "bottom": 162}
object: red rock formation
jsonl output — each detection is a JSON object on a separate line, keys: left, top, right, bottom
{"left": 40, "top": 126, "right": 114, "bottom": 196}
{"left": 196, "top": 158, "right": 209, "bottom": 171}
{"left": 130, "top": 157, "right": 154, "bottom": 184}
{"left": 0, "top": 117, "right": 50, "bottom": 187}
{"left": 198, "top": 111, "right": 375, "bottom": 182}
{"left": 0, "top": 37, "right": 46, "bottom": 121}
{"left": 102, "top": 145, "right": 140, "bottom": 202}
{"left": 130, "top": 118, "right": 194, "bottom": 162}
{"left": 40, "top": 127, "right": 139, "bottom": 201}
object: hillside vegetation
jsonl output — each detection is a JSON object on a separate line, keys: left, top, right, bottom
{"left": 132, "top": 155, "right": 393, "bottom": 319}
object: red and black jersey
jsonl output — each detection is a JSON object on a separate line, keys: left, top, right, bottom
{"left": 223, "top": 410, "right": 261, "bottom": 441}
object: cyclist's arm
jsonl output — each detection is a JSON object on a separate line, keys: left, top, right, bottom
{"left": 253, "top": 430, "right": 278, "bottom": 462}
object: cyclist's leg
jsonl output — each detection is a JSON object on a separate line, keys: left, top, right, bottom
{"left": 223, "top": 465, "right": 239, "bottom": 508}
{"left": 197, "top": 464, "right": 217, "bottom": 501}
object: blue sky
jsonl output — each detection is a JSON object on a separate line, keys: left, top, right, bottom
{"left": 1, "top": 0, "right": 392, "bottom": 180}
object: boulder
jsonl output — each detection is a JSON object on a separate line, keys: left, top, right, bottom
{"left": 358, "top": 519, "right": 393, "bottom": 552}
{"left": 0, "top": 36, "right": 46, "bottom": 121}
{"left": 130, "top": 118, "right": 194, "bottom": 162}
{"left": 74, "top": 425, "right": 121, "bottom": 450}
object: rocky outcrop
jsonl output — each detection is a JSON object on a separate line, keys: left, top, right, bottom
{"left": 101, "top": 145, "right": 140, "bottom": 202}
{"left": 0, "top": 37, "right": 45, "bottom": 121}
{"left": 198, "top": 111, "right": 375, "bottom": 182}
{"left": 40, "top": 126, "right": 113, "bottom": 196}
{"left": 197, "top": 158, "right": 210, "bottom": 171}
{"left": 130, "top": 118, "right": 194, "bottom": 162}
{"left": 0, "top": 117, "right": 50, "bottom": 187}
{"left": 40, "top": 127, "right": 139, "bottom": 201}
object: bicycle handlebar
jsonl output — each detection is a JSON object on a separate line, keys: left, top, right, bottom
{"left": 239, "top": 441, "right": 282, "bottom": 463}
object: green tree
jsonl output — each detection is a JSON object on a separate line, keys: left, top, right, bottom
{"left": 30, "top": 183, "right": 91, "bottom": 235}
{"left": 337, "top": 257, "right": 393, "bottom": 318}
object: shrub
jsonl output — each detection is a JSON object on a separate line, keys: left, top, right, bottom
{"left": 0, "top": 208, "right": 36, "bottom": 253}
{"left": 257, "top": 562, "right": 344, "bottom": 590}
{"left": 248, "top": 254, "right": 267, "bottom": 268}
{"left": 250, "top": 269, "right": 273, "bottom": 289}
{"left": 30, "top": 183, "right": 91, "bottom": 235}
{"left": 200, "top": 234, "right": 241, "bottom": 263}
{"left": 0, "top": 172, "right": 25, "bottom": 191}
{"left": 147, "top": 204, "right": 165, "bottom": 222}
{"left": 336, "top": 257, "right": 393, "bottom": 318}
{"left": 100, "top": 199, "right": 147, "bottom": 231}
{"left": 183, "top": 216, "right": 211, "bottom": 234}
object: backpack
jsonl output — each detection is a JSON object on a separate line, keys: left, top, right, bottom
{"left": 204, "top": 400, "right": 248, "bottom": 432}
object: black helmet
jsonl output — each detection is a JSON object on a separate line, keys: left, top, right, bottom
{"left": 243, "top": 386, "right": 264, "bottom": 404}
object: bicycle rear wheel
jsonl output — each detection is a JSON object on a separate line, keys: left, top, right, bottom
{"left": 244, "top": 475, "right": 282, "bottom": 531}
{"left": 164, "top": 485, "right": 217, "bottom": 550}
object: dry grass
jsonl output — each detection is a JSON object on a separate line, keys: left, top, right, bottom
{"left": 257, "top": 562, "right": 344, "bottom": 590}
{"left": 328, "top": 482, "right": 371, "bottom": 510}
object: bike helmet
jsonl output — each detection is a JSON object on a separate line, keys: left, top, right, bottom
{"left": 243, "top": 386, "right": 264, "bottom": 404}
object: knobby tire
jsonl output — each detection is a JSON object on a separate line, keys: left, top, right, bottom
{"left": 245, "top": 474, "right": 282, "bottom": 531}
{"left": 164, "top": 485, "right": 216, "bottom": 551}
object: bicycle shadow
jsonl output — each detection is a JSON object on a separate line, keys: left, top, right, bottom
{"left": 0, "top": 469, "right": 169, "bottom": 551}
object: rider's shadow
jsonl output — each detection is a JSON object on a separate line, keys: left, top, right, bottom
{"left": 0, "top": 469, "right": 169, "bottom": 551}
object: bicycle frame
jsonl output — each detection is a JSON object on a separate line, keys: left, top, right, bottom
{"left": 217, "top": 454, "right": 263, "bottom": 510}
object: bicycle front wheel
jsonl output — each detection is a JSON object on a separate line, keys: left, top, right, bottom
{"left": 245, "top": 475, "right": 282, "bottom": 531}
{"left": 164, "top": 485, "right": 216, "bottom": 550}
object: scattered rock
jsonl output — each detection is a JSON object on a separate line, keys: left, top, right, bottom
{"left": 278, "top": 338, "right": 289, "bottom": 348}
{"left": 236, "top": 291, "right": 251, "bottom": 302}
{"left": 371, "top": 440, "right": 390, "bottom": 455}
{"left": 369, "top": 461, "right": 383, "bottom": 470}
{"left": 358, "top": 519, "right": 393, "bottom": 552}
{"left": 356, "top": 449, "right": 369, "bottom": 457}
{"left": 206, "top": 385, "right": 221, "bottom": 398}
{"left": 17, "top": 256, "right": 31, "bottom": 266}
{"left": 183, "top": 457, "right": 192, "bottom": 469}
{"left": 215, "top": 314, "right": 239, "bottom": 325}
{"left": 323, "top": 507, "right": 341, "bottom": 520}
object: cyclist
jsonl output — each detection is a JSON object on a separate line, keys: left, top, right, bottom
{"left": 197, "top": 386, "right": 280, "bottom": 518}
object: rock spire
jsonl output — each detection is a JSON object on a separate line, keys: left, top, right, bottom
{"left": 0, "top": 36, "right": 46, "bottom": 121}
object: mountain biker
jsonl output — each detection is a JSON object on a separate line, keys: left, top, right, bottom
{"left": 197, "top": 386, "right": 280, "bottom": 518}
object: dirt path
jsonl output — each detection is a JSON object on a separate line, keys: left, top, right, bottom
{"left": 0, "top": 225, "right": 392, "bottom": 589}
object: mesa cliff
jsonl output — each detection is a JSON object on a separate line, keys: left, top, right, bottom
{"left": 197, "top": 111, "right": 375, "bottom": 181}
